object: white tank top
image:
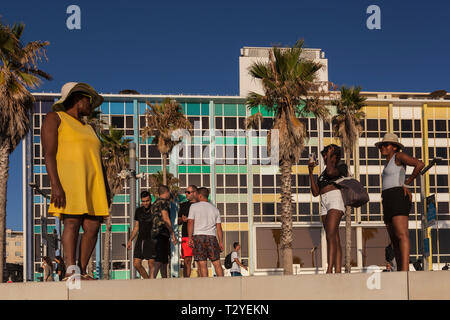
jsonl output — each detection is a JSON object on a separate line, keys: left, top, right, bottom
{"left": 382, "top": 153, "right": 406, "bottom": 191}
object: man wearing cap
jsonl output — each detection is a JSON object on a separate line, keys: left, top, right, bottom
{"left": 41, "top": 82, "right": 110, "bottom": 280}
{"left": 376, "top": 133, "right": 424, "bottom": 272}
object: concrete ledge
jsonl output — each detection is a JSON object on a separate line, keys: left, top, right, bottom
{"left": 241, "top": 272, "right": 408, "bottom": 300}
{"left": 0, "top": 281, "right": 68, "bottom": 300}
{"left": 408, "top": 271, "right": 450, "bottom": 300}
{"left": 1, "top": 271, "right": 449, "bottom": 300}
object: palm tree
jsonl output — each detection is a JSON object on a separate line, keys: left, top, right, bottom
{"left": 141, "top": 98, "right": 192, "bottom": 185}
{"left": 148, "top": 170, "right": 180, "bottom": 200}
{"left": 99, "top": 127, "right": 131, "bottom": 279}
{"left": 0, "top": 21, "right": 51, "bottom": 281}
{"left": 246, "top": 40, "right": 330, "bottom": 275}
{"left": 331, "top": 85, "right": 366, "bottom": 273}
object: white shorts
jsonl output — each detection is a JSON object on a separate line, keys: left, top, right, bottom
{"left": 320, "top": 190, "right": 345, "bottom": 216}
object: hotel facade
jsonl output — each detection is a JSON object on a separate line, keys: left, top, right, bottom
{"left": 23, "top": 47, "right": 450, "bottom": 280}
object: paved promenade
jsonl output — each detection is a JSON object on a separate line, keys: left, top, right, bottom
{"left": 0, "top": 271, "right": 449, "bottom": 300}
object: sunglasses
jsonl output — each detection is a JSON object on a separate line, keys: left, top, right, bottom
{"left": 378, "top": 142, "right": 392, "bottom": 149}
{"left": 80, "top": 93, "right": 93, "bottom": 105}
{"left": 185, "top": 191, "right": 192, "bottom": 194}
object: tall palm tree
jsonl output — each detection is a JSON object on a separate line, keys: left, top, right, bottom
{"left": 0, "top": 21, "right": 51, "bottom": 281}
{"left": 246, "top": 40, "right": 330, "bottom": 275}
{"left": 148, "top": 170, "right": 180, "bottom": 200}
{"left": 142, "top": 98, "right": 192, "bottom": 185}
{"left": 99, "top": 127, "right": 131, "bottom": 279}
{"left": 331, "top": 85, "right": 366, "bottom": 273}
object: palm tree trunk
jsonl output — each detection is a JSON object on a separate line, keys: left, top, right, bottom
{"left": 162, "top": 153, "right": 168, "bottom": 185}
{"left": 280, "top": 160, "right": 293, "bottom": 275}
{"left": 103, "top": 213, "right": 112, "bottom": 280}
{"left": 344, "top": 151, "right": 352, "bottom": 273}
{"left": 88, "top": 254, "right": 95, "bottom": 278}
{"left": 0, "top": 143, "right": 10, "bottom": 282}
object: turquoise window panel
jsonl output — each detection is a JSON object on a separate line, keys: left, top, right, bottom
{"left": 139, "top": 137, "right": 154, "bottom": 144}
{"left": 110, "top": 102, "right": 124, "bottom": 115}
{"left": 111, "top": 270, "right": 129, "bottom": 280}
{"left": 187, "top": 103, "right": 201, "bottom": 115}
{"left": 223, "top": 104, "right": 237, "bottom": 116}
{"left": 202, "top": 137, "right": 211, "bottom": 144}
{"left": 33, "top": 165, "right": 47, "bottom": 174}
{"left": 125, "top": 102, "right": 134, "bottom": 115}
{"left": 238, "top": 104, "right": 246, "bottom": 116}
{"left": 34, "top": 225, "right": 56, "bottom": 234}
{"left": 34, "top": 195, "right": 50, "bottom": 204}
{"left": 101, "top": 102, "right": 109, "bottom": 114}
{"left": 201, "top": 103, "right": 209, "bottom": 116}
{"left": 33, "top": 136, "right": 40, "bottom": 144}
{"left": 101, "top": 224, "right": 129, "bottom": 233}
{"left": 113, "top": 194, "right": 130, "bottom": 203}
{"left": 139, "top": 102, "right": 148, "bottom": 114}
{"left": 214, "top": 104, "right": 223, "bottom": 116}
{"left": 180, "top": 103, "right": 187, "bottom": 114}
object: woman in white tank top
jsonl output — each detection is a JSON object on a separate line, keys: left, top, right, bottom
{"left": 376, "top": 133, "right": 424, "bottom": 272}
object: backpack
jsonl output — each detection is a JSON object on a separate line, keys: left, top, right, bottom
{"left": 333, "top": 177, "right": 369, "bottom": 208}
{"left": 224, "top": 252, "right": 233, "bottom": 269}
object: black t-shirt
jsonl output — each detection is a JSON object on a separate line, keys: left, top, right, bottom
{"left": 56, "top": 264, "right": 66, "bottom": 279}
{"left": 178, "top": 201, "right": 193, "bottom": 238}
{"left": 134, "top": 206, "right": 153, "bottom": 240}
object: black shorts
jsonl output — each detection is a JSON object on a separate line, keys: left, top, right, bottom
{"left": 382, "top": 187, "right": 412, "bottom": 224}
{"left": 133, "top": 238, "right": 156, "bottom": 260}
{"left": 154, "top": 235, "right": 170, "bottom": 264}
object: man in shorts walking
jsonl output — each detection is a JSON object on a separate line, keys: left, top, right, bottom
{"left": 178, "top": 185, "right": 198, "bottom": 277}
{"left": 188, "top": 187, "right": 224, "bottom": 277}
{"left": 127, "top": 191, "right": 154, "bottom": 279}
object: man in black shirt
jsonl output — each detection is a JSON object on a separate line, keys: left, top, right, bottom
{"left": 178, "top": 185, "right": 198, "bottom": 277}
{"left": 127, "top": 191, "right": 154, "bottom": 279}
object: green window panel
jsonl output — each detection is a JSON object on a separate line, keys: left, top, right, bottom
{"left": 192, "top": 137, "right": 203, "bottom": 144}
{"left": 201, "top": 103, "right": 210, "bottom": 116}
{"left": 202, "top": 137, "right": 211, "bottom": 144}
{"left": 178, "top": 166, "right": 187, "bottom": 174}
{"left": 111, "top": 270, "right": 129, "bottom": 280}
{"left": 224, "top": 104, "right": 237, "bottom": 116}
{"left": 113, "top": 194, "right": 130, "bottom": 203}
{"left": 215, "top": 104, "right": 223, "bottom": 116}
{"left": 260, "top": 108, "right": 274, "bottom": 117}
{"left": 202, "top": 166, "right": 211, "bottom": 173}
{"left": 188, "top": 166, "right": 202, "bottom": 174}
{"left": 238, "top": 104, "right": 246, "bottom": 116}
{"left": 215, "top": 165, "right": 247, "bottom": 174}
{"left": 187, "top": 103, "right": 201, "bottom": 115}
{"left": 34, "top": 225, "right": 56, "bottom": 234}
{"left": 101, "top": 224, "right": 130, "bottom": 233}
{"left": 252, "top": 137, "right": 268, "bottom": 146}
{"left": 250, "top": 106, "right": 260, "bottom": 115}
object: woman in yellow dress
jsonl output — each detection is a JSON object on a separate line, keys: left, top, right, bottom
{"left": 41, "top": 82, "right": 110, "bottom": 280}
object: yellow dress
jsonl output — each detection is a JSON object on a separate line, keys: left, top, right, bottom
{"left": 48, "top": 111, "right": 109, "bottom": 219}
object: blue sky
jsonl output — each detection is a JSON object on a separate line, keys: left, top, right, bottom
{"left": 4, "top": 0, "right": 450, "bottom": 230}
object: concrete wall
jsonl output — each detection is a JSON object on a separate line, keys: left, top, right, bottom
{"left": 0, "top": 271, "right": 449, "bottom": 300}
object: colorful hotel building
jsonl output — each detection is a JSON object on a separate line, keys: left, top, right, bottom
{"left": 23, "top": 47, "right": 450, "bottom": 280}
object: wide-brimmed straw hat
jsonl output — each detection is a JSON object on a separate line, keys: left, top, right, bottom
{"left": 52, "top": 82, "right": 104, "bottom": 112}
{"left": 375, "top": 133, "right": 404, "bottom": 150}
